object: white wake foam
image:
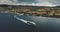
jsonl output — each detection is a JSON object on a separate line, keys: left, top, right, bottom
{"left": 14, "top": 15, "right": 36, "bottom": 26}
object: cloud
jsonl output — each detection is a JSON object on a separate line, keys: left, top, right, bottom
{"left": 34, "top": 0, "right": 56, "bottom": 6}
{"left": 0, "top": 0, "right": 15, "bottom": 4}
{"left": 0, "top": 0, "right": 30, "bottom": 5}
{"left": 0, "top": 0, "right": 59, "bottom": 6}
{"left": 12, "top": 0, "right": 57, "bottom": 6}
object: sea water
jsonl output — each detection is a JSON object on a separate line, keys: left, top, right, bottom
{"left": 0, "top": 13, "right": 60, "bottom": 32}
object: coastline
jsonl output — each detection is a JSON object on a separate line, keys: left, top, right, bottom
{"left": 0, "top": 11, "right": 60, "bottom": 18}
{"left": 23, "top": 14, "right": 60, "bottom": 18}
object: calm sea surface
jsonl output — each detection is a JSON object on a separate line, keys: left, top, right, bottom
{"left": 0, "top": 13, "right": 60, "bottom": 32}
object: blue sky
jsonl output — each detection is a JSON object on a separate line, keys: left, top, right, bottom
{"left": 0, "top": 0, "right": 60, "bottom": 6}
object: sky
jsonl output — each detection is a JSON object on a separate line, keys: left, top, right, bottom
{"left": 0, "top": 0, "right": 60, "bottom": 6}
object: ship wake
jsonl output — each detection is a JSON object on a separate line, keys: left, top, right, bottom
{"left": 14, "top": 15, "right": 36, "bottom": 26}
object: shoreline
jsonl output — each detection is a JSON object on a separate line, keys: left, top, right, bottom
{"left": 0, "top": 12, "right": 60, "bottom": 18}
